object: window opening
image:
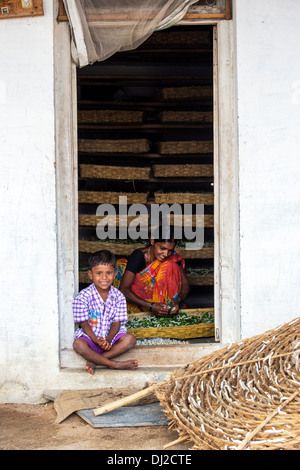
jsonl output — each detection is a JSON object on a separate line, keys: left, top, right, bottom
{"left": 77, "top": 25, "right": 215, "bottom": 345}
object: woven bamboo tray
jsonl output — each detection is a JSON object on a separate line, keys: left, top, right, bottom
{"left": 78, "top": 139, "right": 150, "bottom": 153}
{"left": 78, "top": 110, "right": 144, "bottom": 124}
{"left": 159, "top": 111, "right": 213, "bottom": 123}
{"left": 128, "top": 307, "right": 214, "bottom": 320}
{"left": 78, "top": 191, "right": 148, "bottom": 204}
{"left": 80, "top": 164, "right": 151, "bottom": 180}
{"left": 188, "top": 275, "right": 214, "bottom": 286}
{"left": 154, "top": 192, "right": 213, "bottom": 205}
{"left": 157, "top": 141, "right": 213, "bottom": 154}
{"left": 160, "top": 86, "right": 213, "bottom": 100}
{"left": 79, "top": 270, "right": 213, "bottom": 286}
{"left": 79, "top": 240, "right": 214, "bottom": 259}
{"left": 153, "top": 164, "right": 213, "bottom": 178}
{"left": 79, "top": 240, "right": 146, "bottom": 256}
{"left": 127, "top": 322, "right": 214, "bottom": 339}
{"left": 79, "top": 214, "right": 149, "bottom": 227}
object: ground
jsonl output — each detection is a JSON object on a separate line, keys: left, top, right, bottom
{"left": 0, "top": 402, "right": 192, "bottom": 451}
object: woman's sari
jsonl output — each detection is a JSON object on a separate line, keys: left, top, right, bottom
{"left": 113, "top": 252, "right": 185, "bottom": 314}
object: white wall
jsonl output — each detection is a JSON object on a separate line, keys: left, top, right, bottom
{"left": 0, "top": 1, "right": 59, "bottom": 401}
{"left": 234, "top": 0, "right": 300, "bottom": 337}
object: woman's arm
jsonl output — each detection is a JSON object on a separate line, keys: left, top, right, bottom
{"left": 120, "top": 270, "right": 170, "bottom": 316}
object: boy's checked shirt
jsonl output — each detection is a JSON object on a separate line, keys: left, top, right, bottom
{"left": 73, "top": 284, "right": 128, "bottom": 343}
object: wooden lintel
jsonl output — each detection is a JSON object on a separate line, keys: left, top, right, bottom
{"left": 57, "top": 0, "right": 231, "bottom": 23}
{"left": 0, "top": 0, "right": 44, "bottom": 20}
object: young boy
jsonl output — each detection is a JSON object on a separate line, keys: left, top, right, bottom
{"left": 73, "top": 250, "right": 138, "bottom": 374}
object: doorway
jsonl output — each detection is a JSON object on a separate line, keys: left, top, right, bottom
{"left": 76, "top": 25, "right": 215, "bottom": 343}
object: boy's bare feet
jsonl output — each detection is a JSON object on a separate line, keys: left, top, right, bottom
{"left": 85, "top": 361, "right": 96, "bottom": 375}
{"left": 111, "top": 359, "right": 139, "bottom": 371}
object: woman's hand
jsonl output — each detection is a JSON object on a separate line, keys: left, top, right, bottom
{"left": 152, "top": 302, "right": 171, "bottom": 316}
{"left": 169, "top": 303, "right": 180, "bottom": 315}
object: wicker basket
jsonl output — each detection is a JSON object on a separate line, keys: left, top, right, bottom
{"left": 187, "top": 274, "right": 214, "bottom": 286}
{"left": 127, "top": 323, "right": 214, "bottom": 339}
{"left": 78, "top": 110, "right": 143, "bottom": 124}
{"left": 78, "top": 139, "right": 150, "bottom": 153}
{"left": 159, "top": 111, "right": 213, "bottom": 123}
{"left": 157, "top": 141, "right": 213, "bottom": 154}
{"left": 153, "top": 164, "right": 213, "bottom": 178}
{"left": 79, "top": 240, "right": 214, "bottom": 259}
{"left": 79, "top": 270, "right": 213, "bottom": 286}
{"left": 80, "top": 164, "right": 151, "bottom": 180}
{"left": 79, "top": 240, "right": 146, "bottom": 256}
{"left": 154, "top": 192, "right": 213, "bottom": 205}
{"left": 127, "top": 308, "right": 214, "bottom": 339}
{"left": 160, "top": 86, "right": 213, "bottom": 100}
{"left": 79, "top": 214, "right": 150, "bottom": 227}
{"left": 176, "top": 246, "right": 214, "bottom": 259}
{"left": 78, "top": 191, "right": 148, "bottom": 204}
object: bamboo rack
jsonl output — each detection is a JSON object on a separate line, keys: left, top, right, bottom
{"left": 78, "top": 240, "right": 214, "bottom": 259}
{"left": 80, "top": 165, "right": 151, "bottom": 180}
{"left": 157, "top": 141, "right": 213, "bottom": 154}
{"left": 153, "top": 164, "right": 213, "bottom": 178}
{"left": 78, "top": 138, "right": 150, "bottom": 153}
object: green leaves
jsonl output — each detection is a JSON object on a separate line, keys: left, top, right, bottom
{"left": 126, "top": 311, "right": 214, "bottom": 329}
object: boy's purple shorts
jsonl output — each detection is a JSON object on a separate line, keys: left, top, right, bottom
{"left": 80, "top": 332, "right": 127, "bottom": 354}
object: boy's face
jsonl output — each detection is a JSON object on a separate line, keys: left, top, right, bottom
{"left": 88, "top": 264, "right": 116, "bottom": 293}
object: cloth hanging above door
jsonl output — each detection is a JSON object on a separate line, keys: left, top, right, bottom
{"left": 62, "top": 0, "right": 199, "bottom": 67}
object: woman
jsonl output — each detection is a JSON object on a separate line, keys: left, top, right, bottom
{"left": 113, "top": 234, "right": 190, "bottom": 316}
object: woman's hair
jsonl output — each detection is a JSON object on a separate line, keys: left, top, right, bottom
{"left": 88, "top": 250, "right": 116, "bottom": 269}
{"left": 151, "top": 225, "right": 176, "bottom": 244}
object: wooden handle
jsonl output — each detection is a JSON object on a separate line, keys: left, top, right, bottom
{"left": 93, "top": 384, "right": 158, "bottom": 416}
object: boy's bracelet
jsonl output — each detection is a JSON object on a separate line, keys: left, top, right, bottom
{"left": 149, "top": 301, "right": 154, "bottom": 311}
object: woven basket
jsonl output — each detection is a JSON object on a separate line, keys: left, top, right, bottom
{"left": 159, "top": 111, "right": 213, "bottom": 123}
{"left": 154, "top": 192, "right": 213, "bottom": 205}
{"left": 79, "top": 270, "right": 213, "bottom": 286}
{"left": 79, "top": 240, "right": 146, "bottom": 256}
{"left": 79, "top": 240, "right": 213, "bottom": 259}
{"left": 157, "top": 141, "right": 213, "bottom": 154}
{"left": 79, "top": 214, "right": 150, "bottom": 227}
{"left": 127, "top": 323, "right": 214, "bottom": 339}
{"left": 160, "top": 86, "right": 213, "bottom": 100}
{"left": 142, "top": 30, "right": 210, "bottom": 48}
{"left": 78, "top": 110, "right": 143, "bottom": 124}
{"left": 78, "top": 139, "right": 150, "bottom": 153}
{"left": 78, "top": 191, "right": 148, "bottom": 204}
{"left": 153, "top": 164, "right": 213, "bottom": 178}
{"left": 156, "top": 317, "right": 300, "bottom": 450}
{"left": 187, "top": 274, "right": 214, "bottom": 286}
{"left": 176, "top": 246, "right": 214, "bottom": 259}
{"left": 80, "top": 164, "right": 151, "bottom": 180}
